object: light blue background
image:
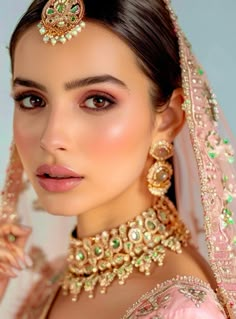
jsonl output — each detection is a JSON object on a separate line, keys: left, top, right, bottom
{"left": 0, "top": 0, "right": 235, "bottom": 188}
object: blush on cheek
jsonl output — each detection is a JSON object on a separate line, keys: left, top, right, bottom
{"left": 86, "top": 122, "right": 133, "bottom": 158}
{"left": 85, "top": 114, "right": 151, "bottom": 164}
{"left": 13, "top": 122, "right": 38, "bottom": 168}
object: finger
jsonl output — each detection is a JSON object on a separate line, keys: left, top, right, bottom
{"left": 0, "top": 248, "right": 23, "bottom": 270}
{"left": 0, "top": 264, "right": 19, "bottom": 278}
{"left": 12, "top": 231, "right": 31, "bottom": 249}
{"left": 10, "top": 245, "right": 33, "bottom": 268}
{"left": 1, "top": 225, "right": 32, "bottom": 249}
{"left": 0, "top": 224, "right": 31, "bottom": 237}
{"left": 0, "top": 270, "right": 16, "bottom": 278}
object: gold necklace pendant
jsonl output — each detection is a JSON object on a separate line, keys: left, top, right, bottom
{"left": 61, "top": 196, "right": 190, "bottom": 301}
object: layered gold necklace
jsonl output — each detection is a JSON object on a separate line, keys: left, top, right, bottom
{"left": 61, "top": 196, "right": 190, "bottom": 301}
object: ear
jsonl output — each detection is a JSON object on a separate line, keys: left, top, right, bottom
{"left": 152, "top": 88, "right": 185, "bottom": 142}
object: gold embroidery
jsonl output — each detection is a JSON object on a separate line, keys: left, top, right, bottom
{"left": 179, "top": 286, "right": 207, "bottom": 307}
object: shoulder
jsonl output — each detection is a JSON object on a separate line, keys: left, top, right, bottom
{"left": 123, "top": 276, "right": 227, "bottom": 319}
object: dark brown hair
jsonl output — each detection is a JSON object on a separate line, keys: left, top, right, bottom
{"left": 9, "top": 0, "right": 181, "bottom": 109}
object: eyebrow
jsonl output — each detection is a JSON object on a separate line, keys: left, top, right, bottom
{"left": 12, "top": 75, "right": 129, "bottom": 92}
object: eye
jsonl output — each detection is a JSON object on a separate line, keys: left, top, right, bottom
{"left": 14, "top": 93, "right": 46, "bottom": 110}
{"left": 81, "top": 95, "right": 115, "bottom": 111}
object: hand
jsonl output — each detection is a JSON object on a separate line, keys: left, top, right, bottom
{"left": 0, "top": 223, "right": 33, "bottom": 279}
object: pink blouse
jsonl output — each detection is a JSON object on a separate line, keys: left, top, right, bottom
{"left": 122, "top": 276, "right": 227, "bottom": 319}
{"left": 15, "top": 268, "right": 227, "bottom": 319}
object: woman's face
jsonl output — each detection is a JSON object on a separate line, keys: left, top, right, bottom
{"left": 12, "top": 22, "right": 156, "bottom": 216}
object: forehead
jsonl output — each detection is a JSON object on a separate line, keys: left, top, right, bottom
{"left": 13, "top": 21, "right": 147, "bottom": 89}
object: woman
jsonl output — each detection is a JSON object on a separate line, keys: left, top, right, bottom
{"left": 0, "top": 0, "right": 235, "bottom": 318}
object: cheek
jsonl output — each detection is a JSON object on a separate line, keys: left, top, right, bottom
{"left": 84, "top": 105, "right": 153, "bottom": 168}
{"left": 13, "top": 112, "right": 38, "bottom": 164}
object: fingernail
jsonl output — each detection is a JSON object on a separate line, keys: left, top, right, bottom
{"left": 24, "top": 255, "right": 33, "bottom": 268}
{"left": 12, "top": 268, "right": 21, "bottom": 276}
{"left": 21, "top": 225, "right": 32, "bottom": 232}
{"left": 17, "top": 258, "right": 27, "bottom": 270}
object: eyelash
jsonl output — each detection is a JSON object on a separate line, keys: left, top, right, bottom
{"left": 13, "top": 92, "right": 116, "bottom": 113}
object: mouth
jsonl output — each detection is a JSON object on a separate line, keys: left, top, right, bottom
{"left": 36, "top": 174, "right": 84, "bottom": 192}
{"left": 35, "top": 164, "right": 84, "bottom": 192}
{"left": 38, "top": 173, "right": 79, "bottom": 179}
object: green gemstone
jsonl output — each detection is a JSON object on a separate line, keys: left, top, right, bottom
{"left": 71, "top": 16, "right": 76, "bottom": 22}
{"left": 117, "top": 267, "right": 124, "bottom": 275}
{"left": 115, "top": 255, "right": 124, "bottom": 263}
{"left": 157, "top": 224, "right": 166, "bottom": 233}
{"left": 47, "top": 8, "right": 54, "bottom": 15}
{"left": 105, "top": 250, "right": 111, "bottom": 258}
{"left": 94, "top": 246, "right": 102, "bottom": 256}
{"left": 135, "top": 257, "right": 143, "bottom": 266}
{"left": 98, "top": 262, "right": 106, "bottom": 270}
{"left": 144, "top": 232, "right": 152, "bottom": 241}
{"left": 154, "top": 235, "right": 161, "bottom": 243}
{"left": 227, "top": 195, "right": 233, "bottom": 204}
{"left": 228, "top": 157, "right": 235, "bottom": 164}
{"left": 76, "top": 251, "right": 85, "bottom": 261}
{"left": 209, "top": 152, "right": 217, "bottom": 159}
{"left": 57, "top": 4, "right": 66, "bottom": 13}
{"left": 223, "top": 175, "right": 229, "bottom": 182}
{"left": 7, "top": 234, "right": 16, "bottom": 243}
{"left": 144, "top": 255, "right": 151, "bottom": 262}
{"left": 134, "top": 245, "right": 143, "bottom": 254}
{"left": 223, "top": 138, "right": 229, "bottom": 144}
{"left": 228, "top": 217, "right": 234, "bottom": 225}
{"left": 111, "top": 238, "right": 121, "bottom": 249}
{"left": 197, "top": 68, "right": 204, "bottom": 76}
{"left": 147, "top": 220, "right": 156, "bottom": 231}
{"left": 224, "top": 208, "right": 232, "bottom": 216}
{"left": 159, "top": 211, "right": 168, "bottom": 223}
{"left": 71, "top": 4, "right": 79, "bottom": 13}
{"left": 124, "top": 242, "right": 133, "bottom": 252}
{"left": 75, "top": 281, "right": 82, "bottom": 288}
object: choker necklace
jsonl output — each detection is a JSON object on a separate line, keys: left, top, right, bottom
{"left": 61, "top": 196, "right": 190, "bottom": 301}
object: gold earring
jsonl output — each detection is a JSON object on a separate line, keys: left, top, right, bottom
{"left": 147, "top": 140, "right": 174, "bottom": 196}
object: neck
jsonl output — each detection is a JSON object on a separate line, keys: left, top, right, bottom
{"left": 76, "top": 180, "right": 154, "bottom": 238}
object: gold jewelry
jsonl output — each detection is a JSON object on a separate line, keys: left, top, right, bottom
{"left": 38, "top": 0, "right": 86, "bottom": 45}
{"left": 147, "top": 141, "right": 174, "bottom": 196}
{"left": 7, "top": 233, "right": 16, "bottom": 243}
{"left": 61, "top": 196, "right": 190, "bottom": 301}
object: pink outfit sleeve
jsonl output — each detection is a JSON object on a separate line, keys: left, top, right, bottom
{"left": 161, "top": 285, "right": 227, "bottom": 319}
{"left": 125, "top": 278, "right": 228, "bottom": 319}
{"left": 169, "top": 307, "right": 226, "bottom": 319}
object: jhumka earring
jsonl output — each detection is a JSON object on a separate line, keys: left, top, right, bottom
{"left": 38, "top": 0, "right": 86, "bottom": 45}
{"left": 147, "top": 140, "right": 174, "bottom": 196}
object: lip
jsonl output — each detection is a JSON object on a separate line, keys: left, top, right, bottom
{"left": 36, "top": 164, "right": 83, "bottom": 178}
{"left": 36, "top": 164, "right": 84, "bottom": 192}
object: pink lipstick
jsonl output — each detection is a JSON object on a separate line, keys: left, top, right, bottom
{"left": 36, "top": 164, "right": 84, "bottom": 192}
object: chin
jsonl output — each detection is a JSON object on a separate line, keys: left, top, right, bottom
{"left": 33, "top": 194, "right": 80, "bottom": 217}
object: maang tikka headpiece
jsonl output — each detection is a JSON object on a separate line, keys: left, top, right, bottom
{"left": 38, "top": 0, "right": 86, "bottom": 45}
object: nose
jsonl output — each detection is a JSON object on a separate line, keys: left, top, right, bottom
{"left": 40, "top": 107, "right": 70, "bottom": 154}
